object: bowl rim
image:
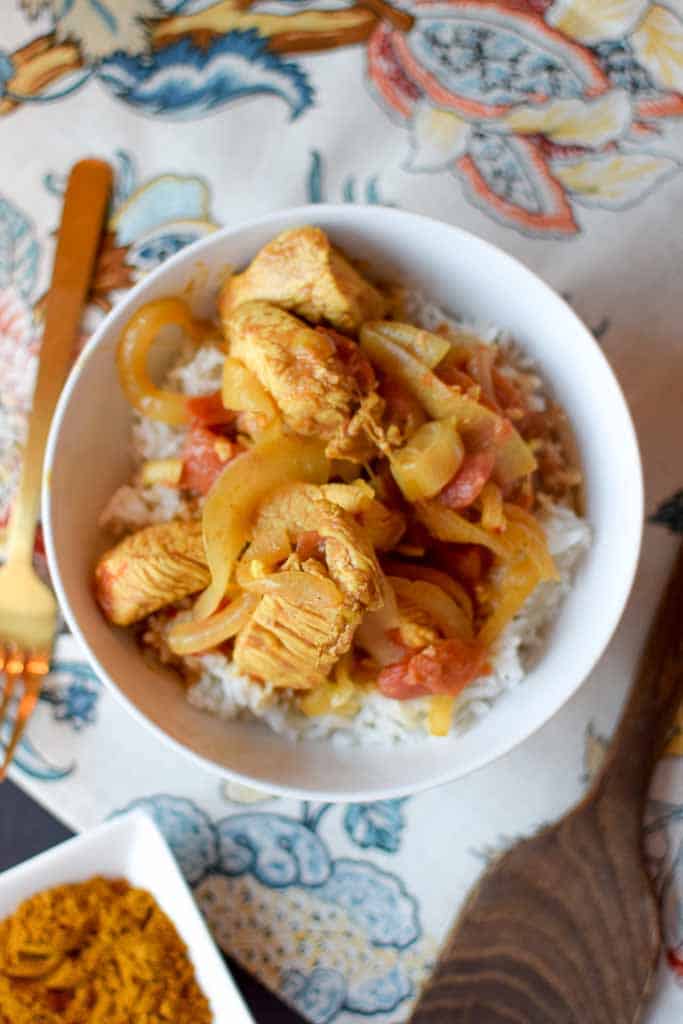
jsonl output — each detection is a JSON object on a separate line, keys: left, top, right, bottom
{"left": 43, "top": 203, "right": 644, "bottom": 801}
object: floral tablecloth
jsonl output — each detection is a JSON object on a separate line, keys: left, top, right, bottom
{"left": 2, "top": 2, "right": 683, "bottom": 1021}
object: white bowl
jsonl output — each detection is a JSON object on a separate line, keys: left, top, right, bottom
{"left": 43, "top": 205, "right": 642, "bottom": 801}
{"left": 0, "top": 812, "right": 253, "bottom": 1023}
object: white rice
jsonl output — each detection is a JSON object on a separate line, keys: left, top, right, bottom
{"left": 101, "top": 298, "right": 591, "bottom": 744}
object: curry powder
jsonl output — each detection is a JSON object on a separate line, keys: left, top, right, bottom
{"left": 0, "top": 876, "right": 212, "bottom": 1023}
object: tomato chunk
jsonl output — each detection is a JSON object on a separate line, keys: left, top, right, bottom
{"left": 438, "top": 365, "right": 477, "bottom": 391}
{"left": 378, "top": 638, "right": 489, "bottom": 700}
{"left": 186, "top": 391, "right": 234, "bottom": 429}
{"left": 439, "top": 450, "right": 496, "bottom": 510}
{"left": 433, "top": 543, "right": 491, "bottom": 587}
{"left": 492, "top": 368, "right": 525, "bottom": 414}
{"left": 181, "top": 426, "right": 241, "bottom": 496}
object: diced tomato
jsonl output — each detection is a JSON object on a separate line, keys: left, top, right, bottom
{"left": 185, "top": 391, "right": 234, "bottom": 429}
{"left": 181, "top": 426, "right": 241, "bottom": 496}
{"left": 378, "top": 638, "right": 489, "bottom": 700}
{"left": 492, "top": 368, "right": 525, "bottom": 414}
{"left": 431, "top": 543, "right": 492, "bottom": 587}
{"left": 467, "top": 345, "right": 498, "bottom": 408}
{"left": 318, "top": 327, "right": 376, "bottom": 392}
{"left": 439, "top": 450, "right": 496, "bottom": 510}
{"left": 439, "top": 365, "right": 477, "bottom": 390}
{"left": 377, "top": 661, "right": 424, "bottom": 700}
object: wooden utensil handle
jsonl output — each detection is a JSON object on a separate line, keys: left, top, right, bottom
{"left": 597, "top": 542, "right": 683, "bottom": 806}
{"left": 4, "top": 158, "right": 112, "bottom": 567}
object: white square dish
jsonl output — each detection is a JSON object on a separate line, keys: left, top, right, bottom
{"left": 0, "top": 810, "right": 253, "bottom": 1024}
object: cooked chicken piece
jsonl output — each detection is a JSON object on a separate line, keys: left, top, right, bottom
{"left": 220, "top": 226, "right": 387, "bottom": 332}
{"left": 234, "top": 483, "right": 384, "bottom": 688}
{"left": 95, "top": 519, "right": 209, "bottom": 627}
{"left": 320, "top": 481, "right": 405, "bottom": 551}
{"left": 228, "top": 301, "right": 382, "bottom": 460}
{"left": 234, "top": 559, "right": 356, "bottom": 689}
{"left": 247, "top": 483, "right": 383, "bottom": 609}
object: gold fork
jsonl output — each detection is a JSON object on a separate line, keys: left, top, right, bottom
{"left": 0, "top": 158, "right": 112, "bottom": 780}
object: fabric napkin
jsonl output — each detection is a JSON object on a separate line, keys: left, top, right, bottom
{"left": 2, "top": 3, "right": 683, "bottom": 1020}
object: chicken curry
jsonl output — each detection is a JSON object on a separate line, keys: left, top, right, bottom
{"left": 95, "top": 227, "right": 580, "bottom": 737}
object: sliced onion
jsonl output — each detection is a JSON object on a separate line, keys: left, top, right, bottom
{"left": 468, "top": 344, "right": 498, "bottom": 408}
{"left": 222, "top": 356, "right": 281, "bottom": 437}
{"left": 494, "top": 430, "right": 537, "bottom": 487}
{"left": 476, "top": 509, "right": 556, "bottom": 645}
{"left": 388, "top": 576, "right": 473, "bottom": 642}
{"left": 504, "top": 502, "right": 546, "bottom": 540}
{"left": 168, "top": 592, "right": 258, "bottom": 656}
{"left": 320, "top": 480, "right": 374, "bottom": 513}
{"left": 380, "top": 559, "right": 473, "bottom": 620}
{"left": 195, "top": 435, "right": 329, "bottom": 620}
{"left": 359, "top": 327, "right": 536, "bottom": 484}
{"left": 477, "top": 556, "right": 540, "bottom": 647}
{"left": 500, "top": 509, "right": 558, "bottom": 581}
{"left": 242, "top": 570, "right": 342, "bottom": 608}
{"left": 360, "top": 325, "right": 461, "bottom": 419}
{"left": 390, "top": 418, "right": 464, "bottom": 501}
{"left": 480, "top": 481, "right": 505, "bottom": 532}
{"left": 416, "top": 500, "right": 510, "bottom": 558}
{"left": 363, "top": 321, "right": 450, "bottom": 368}
{"left": 117, "top": 298, "right": 202, "bottom": 425}
{"left": 355, "top": 575, "right": 405, "bottom": 667}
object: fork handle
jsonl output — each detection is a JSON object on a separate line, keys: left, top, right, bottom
{"left": 5, "top": 158, "right": 112, "bottom": 567}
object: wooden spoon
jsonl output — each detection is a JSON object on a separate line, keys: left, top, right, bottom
{"left": 411, "top": 543, "right": 683, "bottom": 1024}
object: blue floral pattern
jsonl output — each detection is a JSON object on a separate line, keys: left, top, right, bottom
{"left": 114, "top": 794, "right": 432, "bottom": 1019}
{"left": 282, "top": 967, "right": 347, "bottom": 1024}
{"left": 410, "top": 19, "right": 590, "bottom": 105}
{"left": 0, "top": 728, "right": 74, "bottom": 782}
{"left": 344, "top": 799, "right": 406, "bottom": 853}
{"left": 40, "top": 661, "right": 101, "bottom": 730}
{"left": 98, "top": 32, "right": 313, "bottom": 121}
{"left": 218, "top": 813, "right": 331, "bottom": 886}
{"left": 119, "top": 795, "right": 218, "bottom": 884}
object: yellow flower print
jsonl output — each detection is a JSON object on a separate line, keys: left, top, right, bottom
{"left": 546, "top": 0, "right": 649, "bottom": 44}
{"left": 554, "top": 152, "right": 679, "bottom": 207}
{"left": 631, "top": 4, "right": 683, "bottom": 93}
{"left": 504, "top": 92, "right": 632, "bottom": 148}
{"left": 406, "top": 103, "right": 471, "bottom": 173}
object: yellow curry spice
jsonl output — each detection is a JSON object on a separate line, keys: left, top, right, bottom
{"left": 0, "top": 876, "right": 212, "bottom": 1023}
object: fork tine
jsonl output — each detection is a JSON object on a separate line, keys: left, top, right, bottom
{"left": 0, "top": 655, "right": 46, "bottom": 782}
{"left": 0, "top": 648, "right": 25, "bottom": 729}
